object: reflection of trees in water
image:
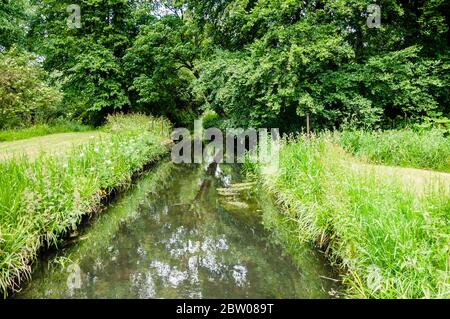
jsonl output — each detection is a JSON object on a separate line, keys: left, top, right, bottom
{"left": 17, "top": 162, "right": 335, "bottom": 299}
{"left": 126, "top": 164, "right": 302, "bottom": 298}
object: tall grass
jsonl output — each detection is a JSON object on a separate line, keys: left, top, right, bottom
{"left": 0, "top": 114, "right": 170, "bottom": 296}
{"left": 337, "top": 129, "right": 450, "bottom": 172}
{"left": 0, "top": 122, "right": 93, "bottom": 142}
{"left": 253, "top": 134, "right": 450, "bottom": 298}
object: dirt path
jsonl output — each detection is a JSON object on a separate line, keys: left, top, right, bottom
{"left": 0, "top": 131, "right": 105, "bottom": 161}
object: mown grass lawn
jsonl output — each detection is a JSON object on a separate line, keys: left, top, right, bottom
{"left": 0, "top": 131, "right": 105, "bottom": 161}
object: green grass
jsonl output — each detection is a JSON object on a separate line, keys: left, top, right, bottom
{"left": 0, "top": 131, "right": 104, "bottom": 161}
{"left": 337, "top": 129, "right": 450, "bottom": 173}
{"left": 0, "top": 122, "right": 93, "bottom": 143}
{"left": 0, "top": 114, "right": 171, "bottom": 296}
{"left": 250, "top": 134, "right": 450, "bottom": 298}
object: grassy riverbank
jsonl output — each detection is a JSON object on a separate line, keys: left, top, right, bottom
{"left": 0, "top": 132, "right": 105, "bottom": 161}
{"left": 0, "top": 114, "right": 171, "bottom": 296}
{"left": 247, "top": 133, "right": 450, "bottom": 298}
{"left": 0, "top": 123, "right": 93, "bottom": 143}
{"left": 337, "top": 129, "right": 450, "bottom": 173}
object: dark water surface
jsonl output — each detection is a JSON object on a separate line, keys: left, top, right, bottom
{"left": 16, "top": 162, "right": 339, "bottom": 299}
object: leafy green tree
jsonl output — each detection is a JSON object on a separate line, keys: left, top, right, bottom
{"left": 6, "top": 0, "right": 447, "bottom": 129}
{"left": 0, "top": 0, "right": 32, "bottom": 50}
{"left": 29, "top": 0, "right": 145, "bottom": 124}
{"left": 0, "top": 47, "right": 62, "bottom": 129}
{"left": 124, "top": 11, "right": 204, "bottom": 125}
{"left": 192, "top": 0, "right": 450, "bottom": 130}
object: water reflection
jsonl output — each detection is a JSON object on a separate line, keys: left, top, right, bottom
{"left": 16, "top": 162, "right": 339, "bottom": 299}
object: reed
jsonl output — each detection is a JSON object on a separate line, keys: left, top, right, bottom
{"left": 0, "top": 114, "right": 170, "bottom": 296}
{"left": 251, "top": 133, "right": 450, "bottom": 298}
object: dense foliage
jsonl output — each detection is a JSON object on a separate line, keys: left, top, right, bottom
{"left": 191, "top": 0, "right": 450, "bottom": 129}
{"left": 1, "top": 0, "right": 448, "bottom": 130}
{"left": 0, "top": 0, "right": 31, "bottom": 50}
{"left": 0, "top": 47, "right": 62, "bottom": 129}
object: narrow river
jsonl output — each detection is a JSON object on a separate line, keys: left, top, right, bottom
{"left": 16, "top": 161, "right": 339, "bottom": 298}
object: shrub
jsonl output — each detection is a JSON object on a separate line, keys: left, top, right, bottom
{"left": 0, "top": 47, "right": 62, "bottom": 130}
{"left": 201, "top": 110, "right": 223, "bottom": 129}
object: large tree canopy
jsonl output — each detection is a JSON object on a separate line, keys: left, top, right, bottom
{"left": 190, "top": 0, "right": 450, "bottom": 129}
{"left": 124, "top": 13, "right": 204, "bottom": 125}
{"left": 28, "top": 0, "right": 145, "bottom": 124}
{"left": 0, "top": 0, "right": 32, "bottom": 50}
{"left": 1, "top": 0, "right": 448, "bottom": 130}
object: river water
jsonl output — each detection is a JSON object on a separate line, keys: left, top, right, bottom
{"left": 16, "top": 161, "right": 339, "bottom": 299}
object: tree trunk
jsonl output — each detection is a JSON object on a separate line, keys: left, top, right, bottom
{"left": 306, "top": 112, "right": 311, "bottom": 136}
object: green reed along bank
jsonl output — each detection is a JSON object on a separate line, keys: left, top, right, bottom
{"left": 0, "top": 114, "right": 171, "bottom": 295}
{"left": 246, "top": 134, "right": 450, "bottom": 298}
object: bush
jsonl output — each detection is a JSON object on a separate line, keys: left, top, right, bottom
{"left": 201, "top": 110, "right": 223, "bottom": 129}
{"left": 0, "top": 47, "right": 62, "bottom": 130}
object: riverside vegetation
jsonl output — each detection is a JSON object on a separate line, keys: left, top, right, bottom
{"left": 1, "top": 0, "right": 449, "bottom": 299}
{"left": 245, "top": 129, "right": 450, "bottom": 298}
{"left": 0, "top": 122, "right": 92, "bottom": 143}
{"left": 0, "top": 114, "right": 171, "bottom": 295}
{"left": 338, "top": 129, "right": 450, "bottom": 173}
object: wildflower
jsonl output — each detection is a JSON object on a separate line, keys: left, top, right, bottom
{"left": 23, "top": 188, "right": 38, "bottom": 212}
{"left": 73, "top": 188, "right": 81, "bottom": 208}
{"left": 25, "top": 168, "right": 36, "bottom": 182}
{"left": 94, "top": 147, "right": 99, "bottom": 153}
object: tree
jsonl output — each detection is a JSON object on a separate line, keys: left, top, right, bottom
{"left": 0, "top": 47, "right": 62, "bottom": 129}
{"left": 0, "top": 0, "right": 32, "bottom": 50}
{"left": 192, "top": 0, "right": 450, "bottom": 130}
{"left": 12, "top": 0, "right": 448, "bottom": 129}
{"left": 29, "top": 0, "right": 145, "bottom": 124}
{"left": 124, "top": 10, "right": 204, "bottom": 125}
